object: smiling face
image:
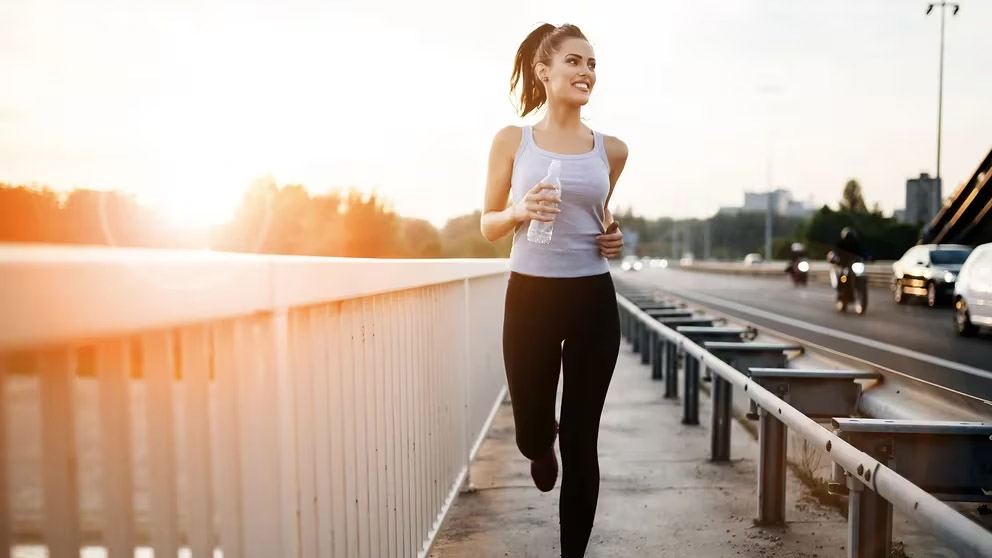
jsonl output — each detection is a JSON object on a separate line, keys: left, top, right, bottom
{"left": 536, "top": 37, "right": 596, "bottom": 108}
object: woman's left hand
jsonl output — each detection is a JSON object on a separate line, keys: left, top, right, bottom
{"left": 596, "top": 224, "right": 624, "bottom": 258}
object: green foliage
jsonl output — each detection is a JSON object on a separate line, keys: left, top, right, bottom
{"left": 440, "top": 211, "right": 511, "bottom": 258}
{"left": 839, "top": 179, "right": 868, "bottom": 213}
{"left": 800, "top": 205, "right": 919, "bottom": 260}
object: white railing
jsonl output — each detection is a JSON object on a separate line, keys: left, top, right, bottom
{"left": 0, "top": 244, "right": 510, "bottom": 558}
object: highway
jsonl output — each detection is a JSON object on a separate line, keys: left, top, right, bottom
{"left": 617, "top": 267, "right": 992, "bottom": 401}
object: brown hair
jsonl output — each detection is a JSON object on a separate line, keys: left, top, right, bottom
{"left": 510, "top": 23, "right": 588, "bottom": 117}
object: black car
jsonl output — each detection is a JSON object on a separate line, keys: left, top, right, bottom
{"left": 892, "top": 244, "right": 972, "bottom": 307}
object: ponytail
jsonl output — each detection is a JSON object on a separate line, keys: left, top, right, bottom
{"left": 510, "top": 23, "right": 588, "bottom": 118}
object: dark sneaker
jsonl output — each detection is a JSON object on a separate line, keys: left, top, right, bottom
{"left": 530, "top": 421, "right": 559, "bottom": 492}
{"left": 530, "top": 444, "right": 559, "bottom": 492}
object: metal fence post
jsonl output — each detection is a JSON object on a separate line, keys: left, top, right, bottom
{"left": 651, "top": 332, "right": 664, "bottom": 380}
{"left": 757, "top": 408, "right": 787, "bottom": 525}
{"left": 711, "top": 375, "right": 732, "bottom": 462}
{"left": 683, "top": 357, "right": 700, "bottom": 425}
{"left": 641, "top": 322, "right": 651, "bottom": 365}
{"left": 847, "top": 446, "right": 893, "bottom": 557}
{"left": 664, "top": 343, "right": 678, "bottom": 399}
{"left": 632, "top": 318, "right": 641, "bottom": 353}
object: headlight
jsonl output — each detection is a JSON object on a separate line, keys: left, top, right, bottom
{"left": 944, "top": 271, "right": 957, "bottom": 283}
{"left": 633, "top": 262, "right": 643, "bottom": 271}
{"left": 851, "top": 262, "right": 866, "bottom": 275}
{"left": 797, "top": 261, "right": 810, "bottom": 273}
{"left": 621, "top": 262, "right": 631, "bottom": 271}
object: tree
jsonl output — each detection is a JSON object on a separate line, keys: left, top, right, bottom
{"left": 839, "top": 179, "right": 868, "bottom": 213}
{"left": 800, "top": 205, "right": 919, "bottom": 260}
{"left": 399, "top": 218, "right": 443, "bottom": 258}
{"left": 441, "top": 211, "right": 511, "bottom": 258}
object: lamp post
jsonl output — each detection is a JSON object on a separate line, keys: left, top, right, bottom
{"left": 926, "top": 1, "right": 960, "bottom": 191}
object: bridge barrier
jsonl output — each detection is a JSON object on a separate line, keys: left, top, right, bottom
{"left": 0, "top": 244, "right": 509, "bottom": 558}
{"left": 615, "top": 280, "right": 992, "bottom": 558}
{"left": 673, "top": 260, "right": 894, "bottom": 289}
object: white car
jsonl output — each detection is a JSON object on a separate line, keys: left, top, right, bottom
{"left": 892, "top": 244, "right": 971, "bottom": 307}
{"left": 953, "top": 243, "right": 992, "bottom": 336}
{"left": 621, "top": 255, "right": 643, "bottom": 272}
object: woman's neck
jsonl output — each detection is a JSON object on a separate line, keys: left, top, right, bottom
{"left": 537, "top": 102, "right": 583, "bottom": 134}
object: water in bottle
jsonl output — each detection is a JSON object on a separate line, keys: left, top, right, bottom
{"left": 526, "top": 159, "right": 562, "bottom": 245}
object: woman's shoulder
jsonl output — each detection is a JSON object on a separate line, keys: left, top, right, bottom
{"left": 492, "top": 125, "right": 524, "bottom": 149}
{"left": 600, "top": 133, "right": 628, "bottom": 166}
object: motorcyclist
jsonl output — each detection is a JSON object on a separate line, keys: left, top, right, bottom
{"left": 784, "top": 242, "right": 806, "bottom": 274}
{"left": 829, "top": 227, "right": 868, "bottom": 267}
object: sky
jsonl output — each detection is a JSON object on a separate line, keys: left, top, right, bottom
{"left": 1, "top": 0, "right": 990, "bottom": 228}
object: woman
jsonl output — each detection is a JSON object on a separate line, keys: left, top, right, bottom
{"left": 479, "top": 22, "right": 628, "bottom": 558}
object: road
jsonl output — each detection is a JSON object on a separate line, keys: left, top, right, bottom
{"left": 617, "top": 267, "right": 992, "bottom": 401}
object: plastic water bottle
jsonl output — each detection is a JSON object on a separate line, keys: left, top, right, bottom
{"left": 526, "top": 159, "right": 562, "bottom": 245}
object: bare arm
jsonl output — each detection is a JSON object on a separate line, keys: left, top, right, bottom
{"left": 480, "top": 126, "right": 520, "bottom": 242}
{"left": 602, "top": 135, "right": 629, "bottom": 228}
{"left": 480, "top": 126, "right": 559, "bottom": 242}
{"left": 596, "top": 135, "right": 629, "bottom": 258}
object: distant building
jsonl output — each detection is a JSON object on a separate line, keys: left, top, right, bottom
{"left": 721, "top": 189, "right": 814, "bottom": 218}
{"left": 903, "top": 173, "right": 942, "bottom": 224}
{"left": 894, "top": 209, "right": 907, "bottom": 222}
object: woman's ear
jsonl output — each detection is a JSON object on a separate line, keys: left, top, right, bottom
{"left": 535, "top": 62, "right": 548, "bottom": 82}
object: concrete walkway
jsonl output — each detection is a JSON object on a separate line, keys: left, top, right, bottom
{"left": 430, "top": 345, "right": 855, "bottom": 558}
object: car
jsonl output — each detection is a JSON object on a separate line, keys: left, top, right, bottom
{"left": 621, "top": 255, "right": 643, "bottom": 272}
{"left": 744, "top": 253, "right": 763, "bottom": 265}
{"left": 954, "top": 243, "right": 992, "bottom": 336}
{"left": 892, "top": 244, "right": 972, "bottom": 307}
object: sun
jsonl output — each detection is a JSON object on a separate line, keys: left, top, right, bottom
{"left": 142, "top": 186, "right": 242, "bottom": 231}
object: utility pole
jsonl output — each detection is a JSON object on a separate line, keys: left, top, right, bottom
{"left": 684, "top": 223, "right": 692, "bottom": 258}
{"left": 703, "top": 219, "right": 712, "bottom": 261}
{"left": 765, "top": 193, "right": 773, "bottom": 261}
{"left": 926, "top": 1, "right": 960, "bottom": 199}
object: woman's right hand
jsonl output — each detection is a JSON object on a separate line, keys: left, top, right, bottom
{"left": 511, "top": 183, "right": 561, "bottom": 223}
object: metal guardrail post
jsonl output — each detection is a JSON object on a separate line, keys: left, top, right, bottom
{"left": 676, "top": 327, "right": 750, "bottom": 425}
{"left": 748, "top": 368, "right": 878, "bottom": 527}
{"left": 665, "top": 342, "right": 679, "bottom": 399}
{"left": 711, "top": 374, "right": 733, "bottom": 462}
{"left": 619, "top": 306, "right": 627, "bottom": 340}
{"left": 757, "top": 407, "right": 788, "bottom": 525}
{"left": 651, "top": 332, "right": 664, "bottom": 380}
{"left": 683, "top": 356, "right": 700, "bottom": 425}
{"left": 846, "top": 450, "right": 893, "bottom": 558}
{"left": 641, "top": 324, "right": 651, "bottom": 365}
{"left": 632, "top": 318, "right": 641, "bottom": 353}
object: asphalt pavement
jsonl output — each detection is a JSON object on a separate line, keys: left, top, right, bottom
{"left": 616, "top": 267, "right": 992, "bottom": 401}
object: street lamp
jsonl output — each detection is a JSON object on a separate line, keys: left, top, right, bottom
{"left": 926, "top": 1, "right": 961, "bottom": 191}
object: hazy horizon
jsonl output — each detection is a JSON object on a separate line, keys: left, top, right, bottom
{"left": 2, "top": 0, "right": 990, "bottom": 228}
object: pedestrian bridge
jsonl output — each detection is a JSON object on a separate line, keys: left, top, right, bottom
{"left": 3, "top": 245, "right": 992, "bottom": 558}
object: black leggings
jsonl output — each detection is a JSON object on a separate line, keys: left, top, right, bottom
{"left": 502, "top": 271, "right": 621, "bottom": 558}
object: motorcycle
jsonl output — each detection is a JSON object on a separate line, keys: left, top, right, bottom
{"left": 828, "top": 251, "right": 868, "bottom": 315}
{"left": 788, "top": 259, "right": 810, "bottom": 286}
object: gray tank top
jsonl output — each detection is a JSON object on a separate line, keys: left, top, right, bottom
{"left": 509, "top": 125, "right": 612, "bottom": 278}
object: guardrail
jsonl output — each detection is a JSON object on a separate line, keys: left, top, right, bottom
{"left": 614, "top": 281, "right": 992, "bottom": 558}
{"left": 0, "top": 244, "right": 510, "bottom": 558}
{"left": 676, "top": 260, "right": 893, "bottom": 289}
